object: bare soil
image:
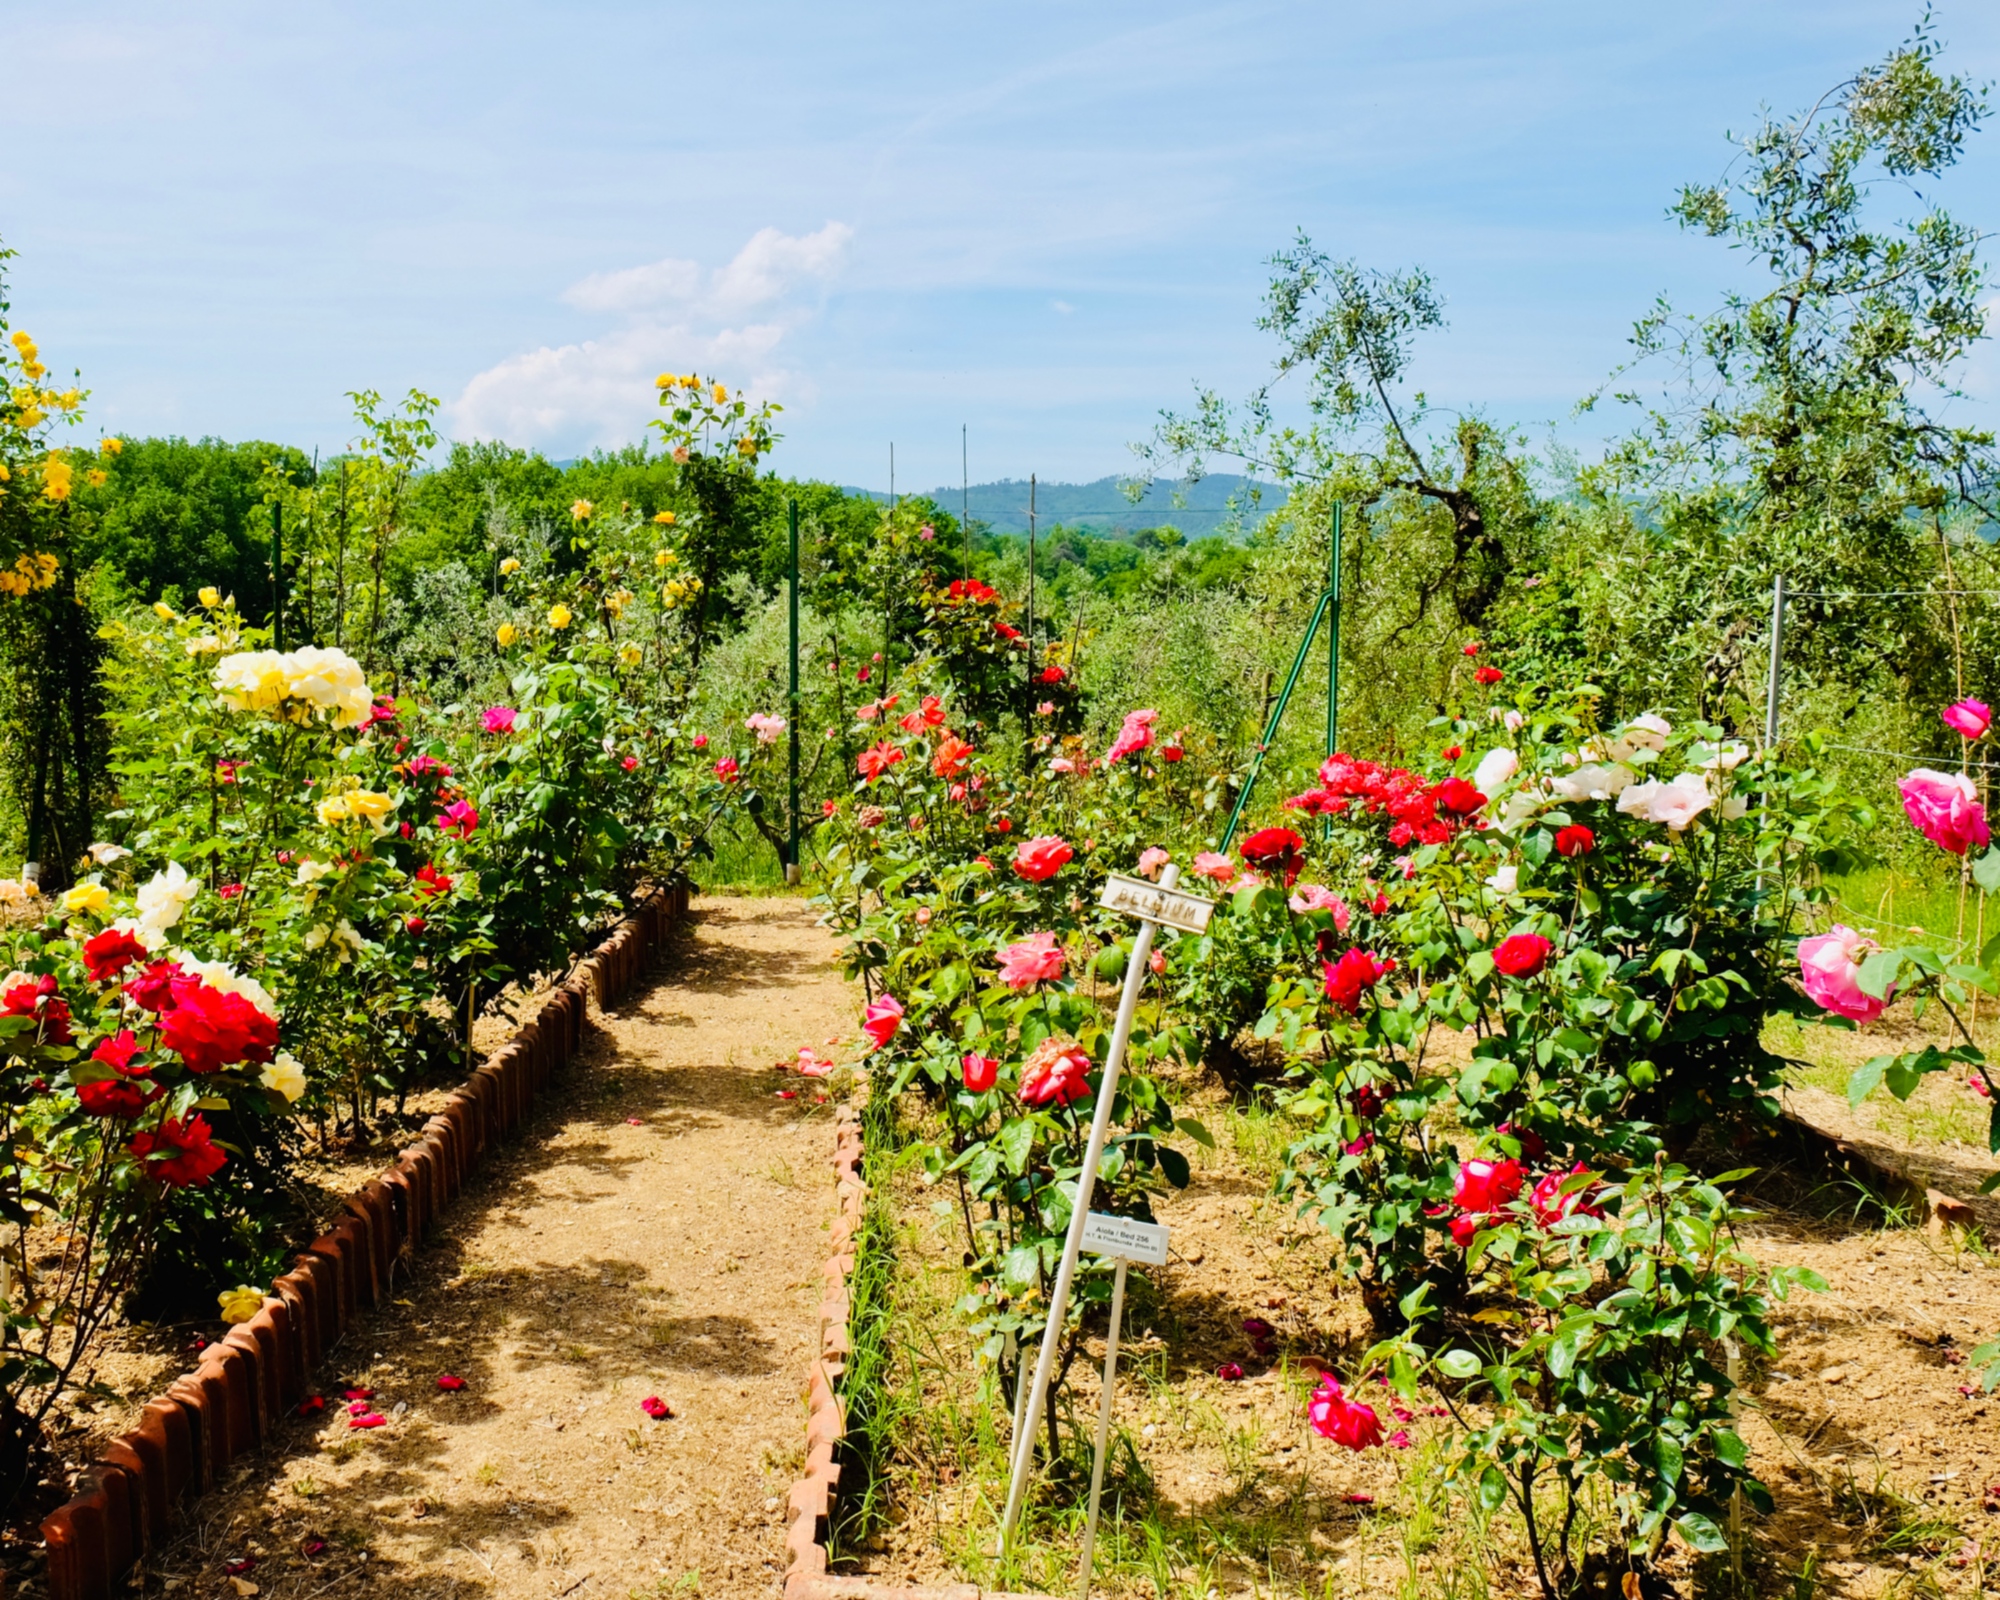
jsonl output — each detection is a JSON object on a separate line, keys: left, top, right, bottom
{"left": 94, "top": 897, "right": 854, "bottom": 1600}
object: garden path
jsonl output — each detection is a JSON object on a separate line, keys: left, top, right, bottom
{"left": 145, "top": 896, "right": 849, "bottom": 1600}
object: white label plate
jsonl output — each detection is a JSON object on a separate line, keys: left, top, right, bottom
{"left": 1079, "top": 1211, "right": 1171, "bottom": 1266}
{"left": 1098, "top": 873, "right": 1214, "bottom": 935}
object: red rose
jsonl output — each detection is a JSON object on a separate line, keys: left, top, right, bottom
{"left": 1019, "top": 1041, "right": 1091, "bottom": 1108}
{"left": 1440, "top": 744, "right": 1462, "bottom": 761}
{"left": 159, "top": 976, "right": 278, "bottom": 1073}
{"left": 1555, "top": 824, "right": 1595, "bottom": 857}
{"left": 1530, "top": 1162, "right": 1601, "bottom": 1227}
{"left": 961, "top": 1052, "right": 998, "bottom": 1093}
{"left": 1011, "top": 835, "right": 1072, "bottom": 882}
{"left": 1160, "top": 743, "right": 1184, "bottom": 763}
{"left": 83, "top": 928, "right": 151, "bottom": 982}
{"left": 920, "top": 695, "right": 947, "bottom": 727}
{"left": 857, "top": 741, "right": 904, "bottom": 782}
{"left": 1433, "top": 777, "right": 1486, "bottom": 815}
{"left": 130, "top": 1114, "right": 227, "bottom": 1187}
{"left": 933, "top": 735, "right": 974, "bottom": 779}
{"left": 2, "top": 974, "right": 72, "bottom": 1045}
{"left": 124, "top": 961, "right": 187, "bottom": 1014}
{"left": 78, "top": 1079, "right": 151, "bottom": 1118}
{"left": 1474, "top": 666, "right": 1504, "bottom": 686}
{"left": 1037, "top": 665, "right": 1065, "bottom": 684}
{"left": 1322, "top": 949, "right": 1395, "bottom": 1014}
{"left": 92, "top": 1029, "right": 147, "bottom": 1077}
{"left": 1452, "top": 1157, "right": 1523, "bottom": 1213}
{"left": 1307, "top": 1374, "right": 1383, "bottom": 1449}
{"left": 415, "top": 863, "right": 453, "bottom": 897}
{"left": 1240, "top": 826, "right": 1307, "bottom": 888}
{"left": 1492, "top": 933, "right": 1552, "bottom": 978}
{"left": 1461, "top": 642, "right": 1481, "bottom": 657}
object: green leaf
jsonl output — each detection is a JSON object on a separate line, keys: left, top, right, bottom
{"left": 1974, "top": 846, "right": 2000, "bottom": 894}
{"left": 1675, "top": 1512, "right": 1728, "bottom": 1554}
{"left": 1436, "top": 1349, "right": 1481, "bottom": 1381}
{"left": 1175, "top": 1117, "right": 1215, "bottom": 1150}
{"left": 1857, "top": 948, "right": 1902, "bottom": 1001}
{"left": 1652, "top": 1433, "right": 1685, "bottom": 1487}
{"left": 1847, "top": 1054, "right": 1891, "bottom": 1108}
{"left": 1713, "top": 1428, "right": 1748, "bottom": 1468}
{"left": 1477, "top": 1465, "right": 1508, "bottom": 1514}
{"left": 996, "top": 1118, "right": 1035, "bottom": 1177}
{"left": 1156, "top": 1147, "right": 1191, "bottom": 1189}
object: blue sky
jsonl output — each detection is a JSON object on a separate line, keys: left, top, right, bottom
{"left": 4, "top": 1, "right": 1997, "bottom": 490}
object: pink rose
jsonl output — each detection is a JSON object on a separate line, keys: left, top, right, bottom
{"left": 861, "top": 994, "right": 903, "bottom": 1050}
{"left": 1898, "top": 768, "right": 1989, "bottom": 856}
{"left": 1942, "top": 699, "right": 1992, "bottom": 741}
{"left": 1287, "top": 884, "right": 1350, "bottom": 932}
{"left": 996, "top": 932, "right": 1066, "bottom": 990}
{"left": 1137, "top": 846, "right": 1170, "bottom": 880}
{"left": 481, "top": 705, "right": 517, "bottom": 734}
{"left": 1797, "top": 924, "right": 1888, "bottom": 1023}
{"left": 1104, "top": 708, "right": 1158, "bottom": 765}
{"left": 1192, "top": 851, "right": 1235, "bottom": 884}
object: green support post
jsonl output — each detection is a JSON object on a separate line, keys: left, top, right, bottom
{"left": 1219, "top": 589, "right": 1331, "bottom": 853}
{"left": 1324, "top": 501, "right": 1342, "bottom": 840}
{"left": 272, "top": 501, "right": 284, "bottom": 651}
{"left": 787, "top": 498, "right": 801, "bottom": 886}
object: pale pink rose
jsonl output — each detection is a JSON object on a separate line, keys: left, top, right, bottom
{"left": 1050, "top": 758, "right": 1075, "bottom": 774}
{"left": 855, "top": 702, "right": 880, "bottom": 722}
{"left": 1942, "top": 699, "right": 1992, "bottom": 740}
{"left": 1137, "top": 847, "right": 1170, "bottom": 880}
{"left": 1502, "top": 710, "right": 1525, "bottom": 733}
{"left": 1104, "top": 708, "right": 1158, "bottom": 765}
{"left": 1899, "top": 768, "right": 1990, "bottom": 856}
{"left": 1192, "top": 851, "right": 1236, "bottom": 884}
{"left": 1797, "top": 925, "right": 1887, "bottom": 1023}
{"left": 997, "top": 931, "right": 1066, "bottom": 990}
{"left": 1617, "top": 772, "right": 1712, "bottom": 831}
{"left": 1036, "top": 701, "right": 1056, "bottom": 716}
{"left": 1287, "top": 884, "right": 1351, "bottom": 933}
{"left": 745, "top": 712, "right": 787, "bottom": 744}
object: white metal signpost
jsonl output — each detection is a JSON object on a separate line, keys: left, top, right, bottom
{"left": 997, "top": 863, "right": 1213, "bottom": 1591}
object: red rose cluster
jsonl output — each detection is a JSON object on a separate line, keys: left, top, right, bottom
{"left": 1284, "top": 754, "right": 1484, "bottom": 849}
{"left": 124, "top": 962, "right": 279, "bottom": 1074}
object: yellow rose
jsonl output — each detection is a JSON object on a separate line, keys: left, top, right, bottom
{"left": 660, "top": 592, "right": 678, "bottom": 611}
{"left": 346, "top": 790, "right": 394, "bottom": 822}
{"left": 99, "top": 437, "right": 122, "bottom": 457}
{"left": 217, "top": 1285, "right": 264, "bottom": 1324}
{"left": 711, "top": 382, "right": 727, "bottom": 404}
{"left": 652, "top": 510, "right": 676, "bottom": 526}
{"left": 737, "top": 436, "right": 758, "bottom": 457}
{"left": 496, "top": 621, "right": 518, "bottom": 647}
{"left": 618, "top": 643, "right": 643, "bottom": 667}
{"left": 548, "top": 603, "right": 572, "bottom": 629}
{"left": 314, "top": 794, "right": 352, "bottom": 826}
{"left": 56, "top": 389, "right": 80, "bottom": 411}
{"left": 569, "top": 499, "right": 593, "bottom": 522}
{"left": 198, "top": 586, "right": 221, "bottom": 609}
{"left": 655, "top": 373, "right": 673, "bottom": 389}
{"left": 655, "top": 549, "right": 674, "bottom": 567}
{"left": 0, "top": 464, "right": 10, "bottom": 482}
{"left": 153, "top": 601, "right": 178, "bottom": 620}
{"left": 61, "top": 882, "right": 111, "bottom": 917}
{"left": 499, "top": 557, "right": 521, "bottom": 575}
{"left": 8, "top": 331, "right": 32, "bottom": 354}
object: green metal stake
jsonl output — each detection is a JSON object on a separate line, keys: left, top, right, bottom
{"left": 1324, "top": 501, "right": 1342, "bottom": 841}
{"left": 272, "top": 501, "right": 284, "bottom": 651}
{"left": 787, "top": 498, "right": 801, "bottom": 886}
{"left": 1220, "top": 589, "right": 1331, "bottom": 853}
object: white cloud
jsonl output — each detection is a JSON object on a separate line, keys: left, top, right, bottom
{"left": 449, "top": 222, "right": 852, "bottom": 450}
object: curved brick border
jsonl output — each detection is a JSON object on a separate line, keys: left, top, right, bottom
{"left": 783, "top": 1101, "right": 1044, "bottom": 1600}
{"left": 38, "top": 882, "right": 692, "bottom": 1600}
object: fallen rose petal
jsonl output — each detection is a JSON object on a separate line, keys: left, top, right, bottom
{"left": 1241, "top": 1317, "right": 1274, "bottom": 1338}
{"left": 341, "top": 1387, "right": 374, "bottom": 1400}
{"left": 347, "top": 1401, "right": 372, "bottom": 1415}
{"left": 775, "top": 1089, "right": 797, "bottom": 1099}
{"left": 348, "top": 1413, "right": 386, "bottom": 1429}
{"left": 1387, "top": 1429, "right": 1412, "bottom": 1448}
{"left": 641, "top": 1396, "right": 673, "bottom": 1420}
{"left": 1343, "top": 1493, "right": 1374, "bottom": 1505}
{"left": 224, "top": 1558, "right": 258, "bottom": 1576}
{"left": 296, "top": 1396, "right": 325, "bottom": 1415}
{"left": 1216, "top": 1363, "right": 1244, "bottom": 1382}
{"left": 1392, "top": 1405, "right": 1414, "bottom": 1422}
{"left": 626, "top": 1117, "right": 644, "bottom": 1125}
{"left": 436, "top": 1374, "right": 465, "bottom": 1391}
{"left": 301, "top": 1540, "right": 327, "bottom": 1557}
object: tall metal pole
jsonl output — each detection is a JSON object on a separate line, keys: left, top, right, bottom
{"left": 272, "top": 500, "right": 284, "bottom": 651}
{"left": 787, "top": 498, "right": 801, "bottom": 886}
{"left": 1326, "top": 501, "right": 1342, "bottom": 759}
{"left": 1026, "top": 474, "right": 1037, "bottom": 691}
{"left": 962, "top": 424, "right": 971, "bottom": 581}
{"left": 1763, "top": 573, "right": 1786, "bottom": 754}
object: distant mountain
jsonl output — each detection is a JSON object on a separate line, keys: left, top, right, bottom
{"left": 845, "top": 473, "right": 1287, "bottom": 536}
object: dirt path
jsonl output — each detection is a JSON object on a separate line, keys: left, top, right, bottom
{"left": 140, "top": 897, "right": 849, "bottom": 1600}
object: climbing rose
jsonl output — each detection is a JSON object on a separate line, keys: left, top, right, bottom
{"left": 1942, "top": 699, "right": 1992, "bottom": 740}
{"left": 1192, "top": 851, "right": 1235, "bottom": 884}
{"left": 1240, "top": 827, "right": 1306, "bottom": 887}
{"left": 961, "top": 1052, "right": 998, "bottom": 1093}
{"left": 857, "top": 741, "right": 904, "bottom": 782}
{"left": 1554, "top": 824, "right": 1595, "bottom": 857}
{"left": 1104, "top": 708, "right": 1158, "bottom": 765}
{"left": 83, "top": 927, "right": 150, "bottom": 982}
{"left": 1307, "top": 1374, "right": 1382, "bottom": 1449}
{"left": 480, "top": 706, "right": 517, "bottom": 734}
{"left": 1323, "top": 950, "right": 1394, "bottom": 1014}
{"left": 1011, "top": 835, "right": 1072, "bottom": 882}
{"left": 1797, "top": 925, "right": 1888, "bottom": 1023}
{"left": 1898, "top": 768, "right": 1989, "bottom": 856}
{"left": 996, "top": 932, "right": 1066, "bottom": 990}
{"left": 861, "top": 994, "right": 903, "bottom": 1050}
{"left": 1492, "top": 933, "right": 1552, "bottom": 978}
{"left": 1019, "top": 1039, "right": 1091, "bottom": 1108}
{"left": 130, "top": 1114, "right": 226, "bottom": 1187}
{"left": 1452, "top": 1157, "right": 1523, "bottom": 1213}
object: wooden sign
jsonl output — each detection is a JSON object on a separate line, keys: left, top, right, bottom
{"left": 1098, "top": 873, "right": 1214, "bottom": 935}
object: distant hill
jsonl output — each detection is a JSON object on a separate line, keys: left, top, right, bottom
{"left": 845, "top": 473, "right": 1287, "bottom": 537}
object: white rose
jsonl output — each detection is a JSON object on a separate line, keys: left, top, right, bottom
{"left": 1607, "top": 713, "right": 1672, "bottom": 763}
{"left": 260, "top": 1052, "right": 308, "bottom": 1103}
{"left": 136, "top": 862, "right": 199, "bottom": 932}
{"left": 1620, "top": 773, "right": 1713, "bottom": 831}
{"left": 1691, "top": 740, "right": 1750, "bottom": 772}
{"left": 174, "top": 953, "right": 280, "bottom": 1020}
{"left": 1472, "top": 747, "right": 1519, "bottom": 799}
{"left": 88, "top": 842, "right": 133, "bottom": 865}
{"left": 1503, "top": 710, "right": 1525, "bottom": 733}
{"left": 1551, "top": 763, "right": 1636, "bottom": 802}
{"left": 1485, "top": 864, "right": 1519, "bottom": 896}
{"left": 1721, "top": 794, "right": 1749, "bottom": 821}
